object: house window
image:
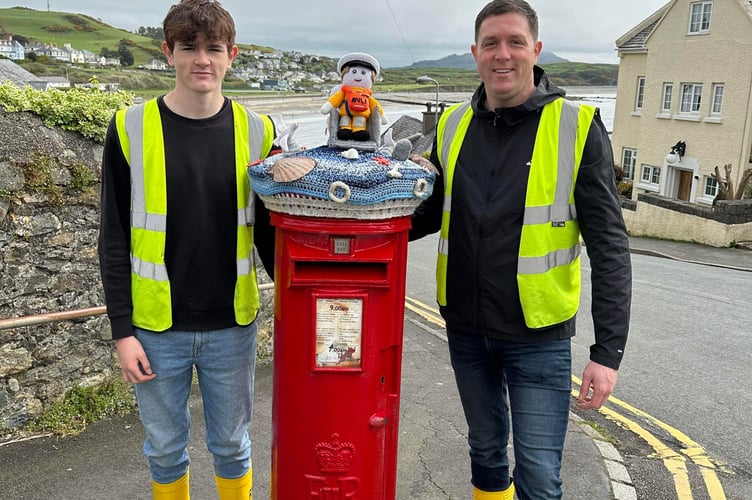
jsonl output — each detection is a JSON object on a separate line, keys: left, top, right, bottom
{"left": 635, "top": 77, "right": 646, "bottom": 111}
{"left": 642, "top": 165, "right": 661, "bottom": 185}
{"left": 662, "top": 83, "right": 673, "bottom": 113}
{"left": 689, "top": 1, "right": 713, "bottom": 34}
{"left": 704, "top": 176, "right": 719, "bottom": 197}
{"left": 680, "top": 83, "right": 702, "bottom": 114}
{"left": 621, "top": 148, "right": 637, "bottom": 180}
{"left": 711, "top": 83, "right": 724, "bottom": 115}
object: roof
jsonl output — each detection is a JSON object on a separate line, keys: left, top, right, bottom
{"left": 382, "top": 115, "right": 435, "bottom": 156}
{"left": 618, "top": 16, "right": 663, "bottom": 52}
{"left": 40, "top": 76, "right": 70, "bottom": 84}
{"left": 0, "top": 59, "right": 42, "bottom": 87}
{"left": 615, "top": 2, "right": 671, "bottom": 54}
{"left": 616, "top": 0, "right": 752, "bottom": 54}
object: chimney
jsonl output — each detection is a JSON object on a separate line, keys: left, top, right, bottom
{"left": 421, "top": 102, "right": 446, "bottom": 135}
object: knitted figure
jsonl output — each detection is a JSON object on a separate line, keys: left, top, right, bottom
{"left": 320, "top": 52, "right": 388, "bottom": 141}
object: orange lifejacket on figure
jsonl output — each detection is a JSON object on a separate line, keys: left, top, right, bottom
{"left": 341, "top": 85, "right": 372, "bottom": 114}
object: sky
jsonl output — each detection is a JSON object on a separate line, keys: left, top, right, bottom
{"left": 1, "top": 0, "right": 670, "bottom": 68}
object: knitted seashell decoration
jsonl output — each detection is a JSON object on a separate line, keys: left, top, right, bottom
{"left": 269, "top": 157, "right": 316, "bottom": 182}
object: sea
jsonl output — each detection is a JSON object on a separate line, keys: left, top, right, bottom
{"left": 288, "top": 86, "right": 617, "bottom": 148}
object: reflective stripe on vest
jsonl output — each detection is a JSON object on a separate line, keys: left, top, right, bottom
{"left": 435, "top": 97, "right": 595, "bottom": 329}
{"left": 115, "top": 99, "right": 274, "bottom": 331}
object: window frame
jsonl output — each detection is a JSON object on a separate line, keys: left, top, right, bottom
{"left": 661, "top": 83, "right": 673, "bottom": 114}
{"left": 689, "top": 1, "right": 713, "bottom": 34}
{"left": 703, "top": 176, "right": 719, "bottom": 197}
{"left": 621, "top": 148, "right": 637, "bottom": 180}
{"left": 711, "top": 83, "right": 724, "bottom": 115}
{"left": 680, "top": 83, "right": 703, "bottom": 114}
{"left": 641, "top": 165, "right": 661, "bottom": 185}
{"left": 635, "top": 76, "right": 646, "bottom": 112}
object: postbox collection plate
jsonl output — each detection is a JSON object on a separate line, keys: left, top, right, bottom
{"left": 314, "top": 297, "right": 363, "bottom": 369}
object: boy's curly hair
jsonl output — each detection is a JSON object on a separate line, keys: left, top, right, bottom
{"left": 163, "top": 0, "right": 236, "bottom": 51}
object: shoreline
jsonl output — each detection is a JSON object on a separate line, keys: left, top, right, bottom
{"left": 230, "top": 86, "right": 617, "bottom": 115}
{"left": 230, "top": 92, "right": 444, "bottom": 115}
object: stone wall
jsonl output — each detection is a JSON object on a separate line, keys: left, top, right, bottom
{"left": 0, "top": 110, "right": 273, "bottom": 431}
{"left": 623, "top": 193, "right": 752, "bottom": 247}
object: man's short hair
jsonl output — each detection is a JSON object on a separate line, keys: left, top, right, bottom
{"left": 474, "top": 0, "right": 539, "bottom": 42}
{"left": 163, "top": 0, "right": 236, "bottom": 51}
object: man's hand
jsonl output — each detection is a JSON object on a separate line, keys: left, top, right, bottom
{"left": 115, "top": 336, "right": 156, "bottom": 384}
{"left": 577, "top": 361, "right": 618, "bottom": 410}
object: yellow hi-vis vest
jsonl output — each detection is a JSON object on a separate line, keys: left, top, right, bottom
{"left": 114, "top": 99, "right": 274, "bottom": 332}
{"left": 436, "top": 97, "right": 595, "bottom": 329}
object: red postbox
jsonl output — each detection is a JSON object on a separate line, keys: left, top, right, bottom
{"left": 270, "top": 212, "right": 411, "bottom": 499}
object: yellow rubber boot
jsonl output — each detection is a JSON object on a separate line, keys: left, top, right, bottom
{"left": 473, "top": 482, "right": 515, "bottom": 500}
{"left": 215, "top": 468, "right": 252, "bottom": 500}
{"left": 152, "top": 471, "right": 190, "bottom": 500}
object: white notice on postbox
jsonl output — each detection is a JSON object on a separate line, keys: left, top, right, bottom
{"left": 315, "top": 298, "right": 363, "bottom": 368}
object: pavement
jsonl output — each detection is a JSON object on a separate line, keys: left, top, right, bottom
{"left": 0, "top": 236, "right": 750, "bottom": 500}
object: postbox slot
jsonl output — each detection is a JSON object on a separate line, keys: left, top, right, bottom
{"left": 292, "top": 260, "right": 388, "bottom": 283}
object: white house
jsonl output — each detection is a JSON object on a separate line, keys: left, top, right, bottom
{"left": 611, "top": 0, "right": 752, "bottom": 206}
{"left": 63, "top": 43, "right": 86, "bottom": 64}
{"left": 0, "top": 37, "right": 25, "bottom": 60}
{"left": 143, "top": 59, "right": 169, "bottom": 71}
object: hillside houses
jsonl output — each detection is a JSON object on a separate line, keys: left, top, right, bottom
{"left": 2, "top": 35, "right": 336, "bottom": 86}
{"left": 24, "top": 42, "right": 119, "bottom": 66}
{"left": 0, "top": 38, "right": 119, "bottom": 67}
{"left": 231, "top": 49, "right": 338, "bottom": 86}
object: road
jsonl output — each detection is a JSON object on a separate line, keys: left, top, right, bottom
{"left": 405, "top": 233, "right": 752, "bottom": 499}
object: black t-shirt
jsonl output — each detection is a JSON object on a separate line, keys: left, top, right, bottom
{"left": 99, "top": 97, "right": 274, "bottom": 338}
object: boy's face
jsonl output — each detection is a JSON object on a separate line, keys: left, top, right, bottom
{"left": 162, "top": 36, "right": 238, "bottom": 96}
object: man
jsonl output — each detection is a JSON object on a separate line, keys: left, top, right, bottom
{"left": 409, "top": 1, "right": 632, "bottom": 498}
{"left": 98, "top": 1, "right": 276, "bottom": 498}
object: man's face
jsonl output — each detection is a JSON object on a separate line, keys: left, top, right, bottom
{"left": 162, "top": 36, "right": 238, "bottom": 95}
{"left": 471, "top": 12, "right": 542, "bottom": 109}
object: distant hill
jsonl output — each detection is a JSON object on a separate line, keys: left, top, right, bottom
{"left": 401, "top": 51, "right": 568, "bottom": 70}
{"left": 396, "top": 51, "right": 618, "bottom": 86}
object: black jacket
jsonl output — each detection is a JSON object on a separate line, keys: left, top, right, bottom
{"left": 410, "top": 67, "right": 631, "bottom": 370}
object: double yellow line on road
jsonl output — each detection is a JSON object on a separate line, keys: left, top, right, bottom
{"left": 572, "top": 376, "right": 727, "bottom": 500}
{"left": 405, "top": 295, "right": 728, "bottom": 500}
{"left": 404, "top": 296, "right": 444, "bottom": 327}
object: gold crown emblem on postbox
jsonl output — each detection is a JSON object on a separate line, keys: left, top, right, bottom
{"left": 314, "top": 433, "right": 357, "bottom": 474}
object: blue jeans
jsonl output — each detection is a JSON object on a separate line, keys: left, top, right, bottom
{"left": 447, "top": 331, "right": 571, "bottom": 500}
{"left": 134, "top": 323, "right": 257, "bottom": 484}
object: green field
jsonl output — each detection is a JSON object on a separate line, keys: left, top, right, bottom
{"left": 0, "top": 7, "right": 163, "bottom": 65}
{"left": 0, "top": 6, "right": 279, "bottom": 67}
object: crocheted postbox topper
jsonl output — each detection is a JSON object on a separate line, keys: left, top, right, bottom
{"left": 248, "top": 52, "right": 436, "bottom": 220}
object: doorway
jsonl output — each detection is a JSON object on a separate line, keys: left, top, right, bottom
{"left": 678, "top": 170, "right": 693, "bottom": 201}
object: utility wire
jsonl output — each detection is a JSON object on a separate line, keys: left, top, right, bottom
{"left": 384, "top": 0, "right": 415, "bottom": 64}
